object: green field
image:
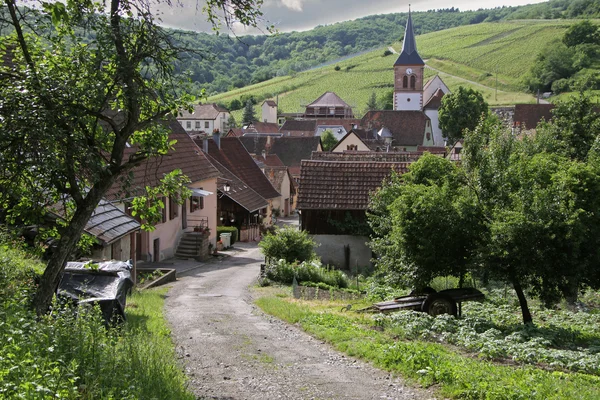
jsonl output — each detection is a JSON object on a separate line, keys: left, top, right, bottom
{"left": 210, "top": 20, "right": 596, "bottom": 119}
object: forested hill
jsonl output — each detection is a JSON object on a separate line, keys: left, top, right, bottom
{"left": 2, "top": 0, "right": 599, "bottom": 99}
{"left": 172, "top": 0, "right": 600, "bottom": 97}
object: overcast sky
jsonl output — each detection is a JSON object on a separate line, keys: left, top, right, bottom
{"left": 157, "top": 0, "right": 548, "bottom": 34}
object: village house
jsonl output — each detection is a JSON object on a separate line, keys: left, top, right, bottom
{"left": 106, "top": 120, "right": 221, "bottom": 263}
{"left": 177, "top": 103, "right": 230, "bottom": 134}
{"left": 201, "top": 136, "right": 281, "bottom": 231}
{"left": 298, "top": 152, "right": 415, "bottom": 269}
{"left": 238, "top": 135, "right": 322, "bottom": 186}
{"left": 252, "top": 153, "right": 297, "bottom": 217}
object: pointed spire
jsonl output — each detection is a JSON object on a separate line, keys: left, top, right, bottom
{"left": 394, "top": 6, "right": 424, "bottom": 66}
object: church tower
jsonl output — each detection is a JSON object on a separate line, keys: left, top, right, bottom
{"left": 393, "top": 8, "right": 425, "bottom": 111}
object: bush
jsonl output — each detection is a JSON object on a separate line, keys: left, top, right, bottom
{"left": 259, "top": 226, "right": 316, "bottom": 263}
{"left": 217, "top": 226, "right": 238, "bottom": 245}
{"left": 334, "top": 65, "right": 341, "bottom": 71}
{"left": 265, "top": 259, "right": 349, "bottom": 289}
{"left": 382, "top": 49, "right": 392, "bottom": 57}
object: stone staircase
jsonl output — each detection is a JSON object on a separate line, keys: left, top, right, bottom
{"left": 175, "top": 232, "right": 209, "bottom": 260}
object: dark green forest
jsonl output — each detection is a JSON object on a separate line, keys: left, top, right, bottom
{"left": 2, "top": 0, "right": 599, "bottom": 100}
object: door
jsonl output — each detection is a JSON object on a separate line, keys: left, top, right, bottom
{"left": 182, "top": 198, "right": 187, "bottom": 230}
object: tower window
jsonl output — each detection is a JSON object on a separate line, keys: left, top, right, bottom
{"left": 410, "top": 75, "right": 416, "bottom": 89}
{"left": 403, "top": 76, "right": 408, "bottom": 88}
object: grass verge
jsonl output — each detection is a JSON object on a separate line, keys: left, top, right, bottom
{"left": 255, "top": 292, "right": 600, "bottom": 400}
{"left": 0, "top": 240, "right": 194, "bottom": 399}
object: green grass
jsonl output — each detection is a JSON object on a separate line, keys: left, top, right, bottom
{"left": 209, "top": 20, "right": 597, "bottom": 117}
{"left": 255, "top": 290, "right": 600, "bottom": 400}
{"left": 0, "top": 238, "right": 194, "bottom": 400}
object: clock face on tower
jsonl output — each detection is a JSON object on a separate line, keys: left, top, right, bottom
{"left": 406, "top": 68, "right": 413, "bottom": 74}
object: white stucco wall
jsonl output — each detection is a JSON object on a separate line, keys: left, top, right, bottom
{"left": 394, "top": 92, "right": 422, "bottom": 111}
{"left": 262, "top": 104, "right": 277, "bottom": 123}
{"left": 425, "top": 109, "right": 445, "bottom": 146}
{"left": 312, "top": 235, "right": 372, "bottom": 270}
{"left": 332, "top": 134, "right": 370, "bottom": 152}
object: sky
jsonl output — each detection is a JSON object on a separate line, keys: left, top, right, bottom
{"left": 157, "top": 0, "right": 549, "bottom": 34}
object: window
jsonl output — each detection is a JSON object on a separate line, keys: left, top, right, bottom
{"left": 403, "top": 76, "right": 408, "bottom": 88}
{"left": 186, "top": 121, "right": 191, "bottom": 129}
{"left": 195, "top": 121, "right": 200, "bottom": 129}
{"left": 410, "top": 75, "right": 416, "bottom": 89}
{"left": 205, "top": 121, "right": 209, "bottom": 129}
{"left": 169, "top": 197, "right": 178, "bottom": 220}
{"left": 161, "top": 197, "right": 167, "bottom": 223}
{"left": 347, "top": 144, "right": 358, "bottom": 150}
{"left": 190, "top": 191, "right": 204, "bottom": 213}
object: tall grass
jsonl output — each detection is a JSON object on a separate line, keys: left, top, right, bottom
{"left": 0, "top": 240, "right": 194, "bottom": 399}
{"left": 265, "top": 259, "right": 349, "bottom": 288}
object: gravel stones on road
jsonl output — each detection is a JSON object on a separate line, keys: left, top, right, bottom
{"left": 164, "top": 245, "right": 434, "bottom": 400}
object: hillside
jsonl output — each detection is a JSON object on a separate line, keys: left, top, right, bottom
{"left": 210, "top": 20, "right": 588, "bottom": 120}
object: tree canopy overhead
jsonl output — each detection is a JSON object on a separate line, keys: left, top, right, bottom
{"left": 0, "top": 0, "right": 266, "bottom": 314}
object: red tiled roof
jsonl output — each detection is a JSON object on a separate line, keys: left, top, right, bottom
{"left": 205, "top": 137, "right": 280, "bottom": 200}
{"left": 204, "top": 153, "right": 268, "bottom": 212}
{"left": 311, "top": 151, "right": 425, "bottom": 162}
{"left": 298, "top": 160, "right": 411, "bottom": 210}
{"left": 424, "top": 88, "right": 445, "bottom": 109}
{"left": 178, "top": 103, "right": 229, "bottom": 120}
{"left": 238, "top": 136, "right": 321, "bottom": 169}
{"left": 513, "top": 104, "right": 555, "bottom": 130}
{"left": 361, "top": 110, "right": 429, "bottom": 147}
{"left": 244, "top": 121, "right": 280, "bottom": 134}
{"left": 106, "top": 120, "right": 220, "bottom": 200}
{"left": 307, "top": 92, "right": 351, "bottom": 108}
{"left": 280, "top": 119, "right": 316, "bottom": 136}
{"left": 226, "top": 128, "right": 244, "bottom": 137}
{"left": 264, "top": 154, "right": 284, "bottom": 166}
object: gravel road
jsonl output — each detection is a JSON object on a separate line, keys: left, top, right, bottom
{"left": 164, "top": 244, "right": 434, "bottom": 400}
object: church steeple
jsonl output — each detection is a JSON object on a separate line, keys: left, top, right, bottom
{"left": 393, "top": 6, "right": 425, "bottom": 111}
{"left": 394, "top": 7, "right": 424, "bottom": 66}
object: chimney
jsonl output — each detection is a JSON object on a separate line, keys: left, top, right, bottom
{"left": 202, "top": 137, "right": 209, "bottom": 153}
{"left": 262, "top": 150, "right": 266, "bottom": 160}
{"left": 213, "top": 129, "right": 220, "bottom": 149}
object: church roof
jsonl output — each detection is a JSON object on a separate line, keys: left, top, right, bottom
{"left": 394, "top": 10, "right": 424, "bottom": 66}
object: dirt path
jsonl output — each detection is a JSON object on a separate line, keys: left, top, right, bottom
{"left": 164, "top": 244, "right": 433, "bottom": 400}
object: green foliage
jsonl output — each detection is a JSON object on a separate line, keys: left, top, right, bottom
{"left": 259, "top": 226, "right": 317, "bottom": 263}
{"left": 217, "top": 225, "right": 238, "bottom": 245}
{"left": 376, "top": 290, "right": 600, "bottom": 375}
{"left": 0, "top": 243, "right": 194, "bottom": 399}
{"left": 265, "top": 259, "right": 349, "bottom": 288}
{"left": 327, "top": 211, "right": 372, "bottom": 236}
{"left": 242, "top": 99, "right": 256, "bottom": 125}
{"left": 257, "top": 294, "right": 600, "bottom": 399}
{"left": 525, "top": 20, "right": 600, "bottom": 92}
{"left": 365, "top": 91, "right": 378, "bottom": 112}
{"left": 369, "top": 94, "right": 600, "bottom": 324}
{"left": 320, "top": 129, "right": 338, "bottom": 151}
{"left": 438, "top": 86, "right": 489, "bottom": 144}
{"left": 563, "top": 20, "right": 599, "bottom": 47}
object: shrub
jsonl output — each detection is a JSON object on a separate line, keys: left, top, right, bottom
{"left": 334, "top": 65, "right": 341, "bottom": 71}
{"left": 217, "top": 226, "right": 238, "bottom": 245}
{"left": 265, "top": 259, "right": 349, "bottom": 289}
{"left": 259, "top": 226, "right": 316, "bottom": 263}
{"left": 382, "top": 49, "right": 392, "bottom": 57}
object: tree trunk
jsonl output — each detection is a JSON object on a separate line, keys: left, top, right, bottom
{"left": 512, "top": 279, "right": 533, "bottom": 325}
{"left": 33, "top": 188, "right": 110, "bottom": 315}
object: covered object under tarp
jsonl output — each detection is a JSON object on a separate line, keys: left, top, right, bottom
{"left": 57, "top": 260, "right": 133, "bottom": 322}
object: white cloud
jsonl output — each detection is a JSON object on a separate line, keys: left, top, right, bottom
{"left": 281, "top": 0, "right": 304, "bottom": 12}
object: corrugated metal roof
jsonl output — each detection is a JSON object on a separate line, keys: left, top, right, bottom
{"left": 84, "top": 200, "right": 140, "bottom": 245}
